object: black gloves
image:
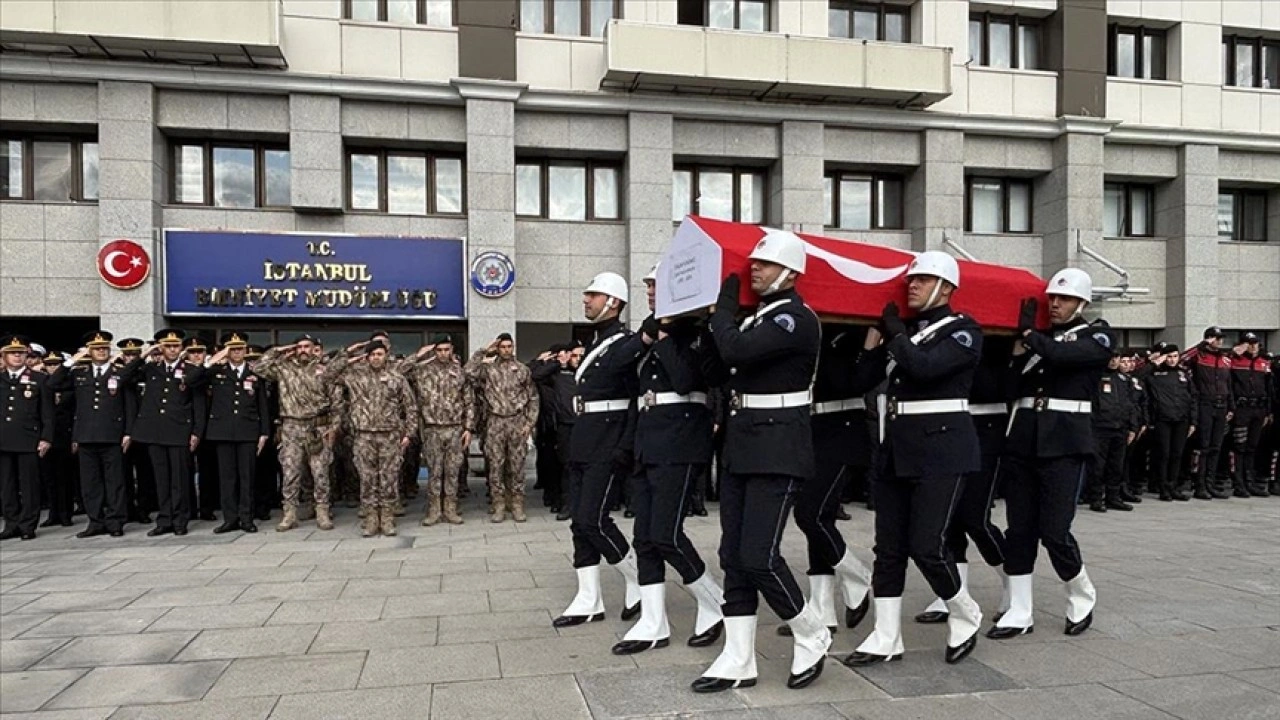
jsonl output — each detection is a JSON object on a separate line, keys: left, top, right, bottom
{"left": 1017, "top": 297, "right": 1039, "bottom": 336}
{"left": 716, "top": 274, "right": 741, "bottom": 316}
{"left": 640, "top": 314, "right": 661, "bottom": 342}
{"left": 881, "top": 301, "right": 907, "bottom": 339}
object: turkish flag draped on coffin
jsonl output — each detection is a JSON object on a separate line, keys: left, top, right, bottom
{"left": 655, "top": 216, "right": 1048, "bottom": 331}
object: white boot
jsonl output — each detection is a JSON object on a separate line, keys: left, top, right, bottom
{"left": 552, "top": 565, "right": 605, "bottom": 627}
{"left": 692, "top": 615, "right": 758, "bottom": 693}
{"left": 845, "top": 597, "right": 904, "bottom": 665}
{"left": 684, "top": 573, "right": 725, "bottom": 645}
{"left": 613, "top": 549, "right": 642, "bottom": 617}
{"left": 810, "top": 574, "right": 838, "bottom": 629}
{"left": 833, "top": 548, "right": 872, "bottom": 627}
{"left": 785, "top": 601, "right": 833, "bottom": 688}
{"left": 989, "top": 573, "right": 1034, "bottom": 637}
{"left": 1064, "top": 568, "right": 1096, "bottom": 635}
{"left": 918, "top": 562, "right": 968, "bottom": 621}
{"left": 996, "top": 567, "right": 1011, "bottom": 617}
{"left": 943, "top": 587, "right": 982, "bottom": 663}
{"left": 613, "top": 583, "right": 670, "bottom": 654}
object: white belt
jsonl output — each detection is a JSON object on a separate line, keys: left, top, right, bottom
{"left": 812, "top": 398, "right": 867, "bottom": 415}
{"left": 575, "top": 398, "right": 630, "bottom": 415}
{"left": 733, "top": 390, "right": 811, "bottom": 410}
{"left": 1014, "top": 397, "right": 1092, "bottom": 414}
{"left": 639, "top": 391, "right": 708, "bottom": 410}
{"left": 892, "top": 399, "right": 969, "bottom": 416}
{"left": 968, "top": 403, "right": 1008, "bottom": 416}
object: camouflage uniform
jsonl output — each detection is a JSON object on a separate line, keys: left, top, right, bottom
{"left": 334, "top": 362, "right": 417, "bottom": 533}
{"left": 405, "top": 356, "right": 475, "bottom": 522}
{"left": 466, "top": 350, "right": 539, "bottom": 519}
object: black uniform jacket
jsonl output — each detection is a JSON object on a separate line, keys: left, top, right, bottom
{"left": 708, "top": 287, "right": 820, "bottom": 479}
{"left": 635, "top": 317, "right": 714, "bottom": 466}
{"left": 1092, "top": 369, "right": 1141, "bottom": 432}
{"left": 1182, "top": 343, "right": 1234, "bottom": 410}
{"left": 122, "top": 359, "right": 209, "bottom": 447}
{"left": 204, "top": 364, "right": 271, "bottom": 443}
{"left": 568, "top": 319, "right": 645, "bottom": 464}
{"left": 48, "top": 363, "right": 131, "bottom": 445}
{"left": 1136, "top": 363, "right": 1195, "bottom": 424}
{"left": 531, "top": 360, "right": 577, "bottom": 430}
{"left": 1006, "top": 319, "right": 1115, "bottom": 459}
{"left": 856, "top": 304, "right": 982, "bottom": 478}
{"left": 0, "top": 369, "right": 55, "bottom": 453}
{"left": 812, "top": 326, "right": 876, "bottom": 467}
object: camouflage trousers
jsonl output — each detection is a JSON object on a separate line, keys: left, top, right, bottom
{"left": 354, "top": 431, "right": 403, "bottom": 509}
{"left": 421, "top": 425, "right": 465, "bottom": 501}
{"left": 279, "top": 419, "right": 332, "bottom": 509}
{"left": 484, "top": 415, "right": 529, "bottom": 506}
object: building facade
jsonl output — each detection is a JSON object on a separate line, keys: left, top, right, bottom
{"left": 1, "top": 0, "right": 1278, "bottom": 354}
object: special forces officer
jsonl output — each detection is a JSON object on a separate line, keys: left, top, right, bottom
{"left": 694, "top": 231, "right": 827, "bottom": 693}
{"left": 404, "top": 334, "right": 474, "bottom": 526}
{"left": 845, "top": 252, "right": 984, "bottom": 668}
{"left": 989, "top": 268, "right": 1112, "bottom": 640}
{"left": 466, "top": 334, "right": 539, "bottom": 523}
{"left": 0, "top": 335, "right": 54, "bottom": 541}
{"left": 205, "top": 333, "right": 270, "bottom": 534}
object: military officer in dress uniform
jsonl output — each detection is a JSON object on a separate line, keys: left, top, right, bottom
{"left": 988, "top": 268, "right": 1112, "bottom": 639}
{"left": 612, "top": 264, "right": 726, "bottom": 656}
{"left": 115, "top": 338, "right": 153, "bottom": 523}
{"left": 1, "top": 335, "right": 54, "bottom": 540}
{"left": 205, "top": 333, "right": 270, "bottom": 534}
{"left": 47, "top": 332, "right": 131, "bottom": 537}
{"left": 844, "top": 252, "right": 984, "bottom": 668}
{"left": 554, "top": 272, "right": 645, "bottom": 629}
{"left": 121, "top": 329, "right": 209, "bottom": 537}
{"left": 184, "top": 334, "right": 219, "bottom": 522}
{"left": 694, "top": 231, "right": 826, "bottom": 693}
{"left": 39, "top": 350, "right": 77, "bottom": 528}
{"left": 248, "top": 345, "right": 281, "bottom": 521}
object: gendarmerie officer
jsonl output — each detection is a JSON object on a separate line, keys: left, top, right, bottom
{"left": 845, "top": 252, "right": 984, "bottom": 667}
{"left": 612, "top": 264, "right": 725, "bottom": 656}
{"left": 121, "top": 329, "right": 209, "bottom": 537}
{"left": 115, "top": 338, "right": 154, "bottom": 523}
{"left": 206, "top": 333, "right": 270, "bottom": 534}
{"left": 694, "top": 231, "right": 827, "bottom": 693}
{"left": 1084, "top": 349, "right": 1140, "bottom": 512}
{"left": 0, "top": 335, "right": 54, "bottom": 541}
{"left": 1135, "top": 343, "right": 1195, "bottom": 501}
{"left": 989, "top": 268, "right": 1112, "bottom": 640}
{"left": 1182, "top": 327, "right": 1234, "bottom": 498}
{"left": 185, "top": 334, "right": 218, "bottom": 522}
{"left": 39, "top": 350, "right": 77, "bottom": 528}
{"left": 554, "top": 272, "right": 645, "bottom": 629}
{"left": 47, "top": 332, "right": 131, "bottom": 537}
{"left": 1229, "top": 332, "right": 1271, "bottom": 497}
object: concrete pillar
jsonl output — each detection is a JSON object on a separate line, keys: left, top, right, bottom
{"left": 625, "top": 111, "right": 673, "bottom": 327}
{"left": 773, "top": 120, "right": 825, "bottom": 235}
{"left": 1162, "top": 144, "right": 1219, "bottom": 347}
{"left": 1039, "top": 131, "right": 1104, "bottom": 277}
{"left": 909, "top": 129, "right": 964, "bottom": 253}
{"left": 289, "top": 94, "right": 343, "bottom": 212}
{"left": 97, "top": 81, "right": 163, "bottom": 339}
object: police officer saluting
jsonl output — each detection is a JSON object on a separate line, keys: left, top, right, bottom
{"left": 694, "top": 231, "right": 826, "bottom": 693}
{"left": 0, "top": 335, "right": 54, "bottom": 541}
{"left": 844, "top": 251, "right": 984, "bottom": 667}
{"left": 205, "top": 333, "right": 270, "bottom": 534}
{"left": 989, "top": 269, "right": 1111, "bottom": 639}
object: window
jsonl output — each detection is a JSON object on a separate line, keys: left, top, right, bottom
{"left": 1217, "top": 189, "right": 1267, "bottom": 242}
{"left": 1223, "top": 34, "right": 1280, "bottom": 89}
{"left": 0, "top": 137, "right": 98, "bottom": 202}
{"left": 672, "top": 166, "right": 766, "bottom": 223}
{"left": 344, "top": 0, "right": 454, "bottom": 26}
{"left": 828, "top": 2, "right": 909, "bottom": 42}
{"left": 969, "top": 13, "right": 1040, "bottom": 70}
{"left": 1108, "top": 25, "right": 1166, "bottom": 80}
{"left": 345, "top": 149, "right": 463, "bottom": 215}
{"left": 515, "top": 160, "right": 621, "bottom": 221}
{"left": 170, "top": 142, "right": 290, "bottom": 208}
{"left": 966, "top": 177, "right": 1032, "bottom": 234}
{"left": 823, "top": 172, "right": 903, "bottom": 230}
{"left": 678, "top": 0, "right": 769, "bottom": 32}
{"left": 521, "top": 0, "right": 619, "bottom": 37}
{"left": 1103, "top": 183, "right": 1154, "bottom": 238}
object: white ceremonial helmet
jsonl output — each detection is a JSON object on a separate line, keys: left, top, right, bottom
{"left": 906, "top": 251, "right": 961, "bottom": 288}
{"left": 748, "top": 230, "right": 807, "bottom": 274}
{"left": 1045, "top": 267, "right": 1093, "bottom": 303}
{"left": 584, "top": 271, "right": 629, "bottom": 305}
{"left": 642, "top": 263, "right": 658, "bottom": 283}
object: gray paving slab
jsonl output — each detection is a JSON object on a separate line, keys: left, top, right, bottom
{"left": 436, "top": 609, "right": 557, "bottom": 644}
{"left": 45, "top": 661, "right": 227, "bottom": 709}
{"left": 337, "top": 577, "right": 442, "bottom": 598}
{"left": 204, "top": 652, "right": 364, "bottom": 699}
{"left": 497, "top": 634, "right": 636, "bottom": 678}
{"left": 14, "top": 593, "right": 145, "bottom": 616}
{"left": 977, "top": 684, "right": 1181, "bottom": 720}
{"left": 974, "top": 639, "right": 1151, "bottom": 687}
{"left": 18, "top": 609, "right": 166, "bottom": 639}
{"left": 307, "top": 618, "right": 438, "bottom": 654}
{"left": 577, "top": 663, "right": 746, "bottom": 718}
{"left": 269, "top": 685, "right": 433, "bottom": 720}
{"left": 106, "top": 696, "right": 277, "bottom": 720}
{"left": 125, "top": 585, "right": 247, "bottom": 609}
{"left": 1, "top": 639, "right": 68, "bottom": 673}
{"left": 380, "top": 590, "right": 491, "bottom": 619}
{"left": 266, "top": 597, "right": 386, "bottom": 624}
{"left": 1, "top": 595, "right": 43, "bottom": 615}
{"left": 1079, "top": 635, "right": 1270, "bottom": 677}
{"left": 430, "top": 674, "right": 589, "bottom": 720}
{"left": 360, "top": 642, "right": 500, "bottom": 688}
{"left": 214, "top": 566, "right": 314, "bottom": 585}
{"left": 144, "top": 602, "right": 279, "bottom": 632}
{"left": 235, "top": 580, "right": 347, "bottom": 603}
{"left": 33, "top": 632, "right": 195, "bottom": 669}
{"left": 172, "top": 624, "right": 321, "bottom": 662}
{"left": 102, "top": 571, "right": 223, "bottom": 590}
{"left": 1231, "top": 668, "right": 1280, "bottom": 695}
{"left": 0, "top": 707, "right": 116, "bottom": 720}
{"left": 439, "top": 570, "right": 535, "bottom": 593}
{"left": 1107, "top": 673, "right": 1280, "bottom": 720}
{"left": 832, "top": 695, "right": 1013, "bottom": 720}
{"left": 0, "top": 668, "right": 87, "bottom": 712}
{"left": 850, "top": 650, "right": 1023, "bottom": 698}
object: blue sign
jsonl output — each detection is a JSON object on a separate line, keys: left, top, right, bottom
{"left": 163, "top": 230, "right": 466, "bottom": 319}
{"left": 470, "top": 251, "right": 516, "bottom": 298}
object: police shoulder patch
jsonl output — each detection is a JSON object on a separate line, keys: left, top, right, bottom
{"left": 1092, "top": 332, "right": 1112, "bottom": 349}
{"left": 773, "top": 313, "right": 796, "bottom": 333}
{"left": 952, "top": 329, "right": 974, "bottom": 348}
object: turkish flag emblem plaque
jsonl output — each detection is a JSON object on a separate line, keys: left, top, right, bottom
{"left": 97, "top": 240, "right": 152, "bottom": 290}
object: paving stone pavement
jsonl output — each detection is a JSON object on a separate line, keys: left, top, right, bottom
{"left": 1, "top": 485, "right": 1278, "bottom": 720}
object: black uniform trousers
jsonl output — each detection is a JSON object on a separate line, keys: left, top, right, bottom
{"left": 124, "top": 444, "right": 157, "bottom": 517}
{"left": 567, "top": 460, "right": 631, "bottom": 568}
{"left": 40, "top": 449, "right": 76, "bottom": 523}
{"left": 148, "top": 445, "right": 192, "bottom": 531}
{"left": 870, "top": 461, "right": 965, "bottom": 600}
{"left": 0, "top": 452, "right": 41, "bottom": 533}
{"left": 718, "top": 472, "right": 805, "bottom": 620}
{"left": 1194, "top": 403, "right": 1230, "bottom": 482}
{"left": 1232, "top": 408, "right": 1267, "bottom": 480}
{"left": 793, "top": 456, "right": 852, "bottom": 575}
{"left": 1002, "top": 455, "right": 1087, "bottom": 580}
{"left": 1087, "top": 428, "right": 1128, "bottom": 503}
{"left": 1153, "top": 421, "right": 1190, "bottom": 495}
{"left": 632, "top": 462, "right": 707, "bottom": 586}
{"left": 194, "top": 444, "right": 219, "bottom": 518}
{"left": 217, "top": 442, "right": 257, "bottom": 526}
{"left": 78, "top": 443, "right": 125, "bottom": 532}
{"left": 554, "top": 423, "right": 573, "bottom": 509}
{"left": 255, "top": 443, "right": 280, "bottom": 517}
{"left": 946, "top": 452, "right": 1007, "bottom": 567}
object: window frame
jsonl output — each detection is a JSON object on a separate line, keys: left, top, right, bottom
{"left": 673, "top": 165, "right": 768, "bottom": 224}
{"left": 1222, "top": 34, "right": 1280, "bottom": 88}
{"left": 519, "top": 0, "right": 622, "bottom": 36}
{"left": 169, "top": 141, "right": 290, "bottom": 209}
{"left": 343, "top": 147, "right": 466, "bottom": 216}
{"left": 969, "top": 12, "right": 1040, "bottom": 70}
{"left": 514, "top": 158, "right": 623, "bottom": 222}
{"left": 828, "top": 1, "right": 910, "bottom": 42}
{"left": 341, "top": 0, "right": 457, "bottom": 26}
{"left": 1217, "top": 188, "right": 1268, "bottom": 242}
{"left": 705, "top": 0, "right": 771, "bottom": 32}
{"left": 823, "top": 171, "right": 904, "bottom": 230}
{"left": 964, "top": 176, "right": 1034, "bottom": 234}
{"left": 0, "top": 135, "right": 99, "bottom": 203}
{"left": 1107, "top": 24, "right": 1167, "bottom": 80}
{"left": 1103, "top": 182, "right": 1155, "bottom": 238}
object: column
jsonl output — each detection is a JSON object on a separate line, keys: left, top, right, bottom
{"left": 1162, "top": 144, "right": 1219, "bottom": 347}
{"left": 908, "top": 129, "right": 964, "bottom": 253}
{"left": 626, "top": 111, "right": 673, "bottom": 327}
{"left": 289, "top": 94, "right": 343, "bottom": 212}
{"left": 1039, "top": 131, "right": 1104, "bottom": 276}
{"left": 773, "top": 120, "right": 825, "bottom": 235}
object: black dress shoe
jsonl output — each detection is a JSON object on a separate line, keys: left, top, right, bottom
{"left": 691, "top": 676, "right": 756, "bottom": 693}
{"left": 835, "top": 505, "right": 851, "bottom": 521}
{"left": 40, "top": 516, "right": 61, "bottom": 528}
{"left": 1064, "top": 613, "right": 1092, "bottom": 636}
{"left": 621, "top": 602, "right": 641, "bottom": 621}
{"left": 623, "top": 509, "right": 635, "bottom": 519}
{"left": 1233, "top": 488, "right": 1251, "bottom": 498}
{"left": 687, "top": 620, "right": 723, "bottom": 647}
{"left": 212, "top": 522, "right": 241, "bottom": 534}
{"left": 199, "top": 512, "right": 217, "bottom": 521}
{"left": 555, "top": 510, "right": 571, "bottom": 522}
{"left": 1106, "top": 498, "right": 1133, "bottom": 511}
{"left": 147, "top": 526, "right": 173, "bottom": 537}
{"left": 692, "top": 506, "right": 708, "bottom": 517}
{"left": 60, "top": 519, "right": 74, "bottom": 527}
{"left": 21, "top": 530, "right": 37, "bottom": 540}
{"left": 109, "top": 529, "right": 124, "bottom": 537}
{"left": 174, "top": 527, "right": 188, "bottom": 536}
{"left": 242, "top": 522, "right": 258, "bottom": 533}
{"left": 787, "top": 657, "right": 825, "bottom": 689}
{"left": 945, "top": 633, "right": 978, "bottom": 664}
{"left": 842, "top": 651, "right": 901, "bottom": 667}
{"left": 1173, "top": 492, "right": 1190, "bottom": 501}
{"left": 611, "top": 637, "right": 669, "bottom": 655}
{"left": 76, "top": 526, "right": 107, "bottom": 539}
{"left": 986, "top": 624, "right": 1034, "bottom": 639}
{"left": 1158, "top": 493, "right": 1173, "bottom": 502}
{"left": 914, "top": 610, "right": 949, "bottom": 624}
{"left": 1088, "top": 501, "right": 1107, "bottom": 512}
{"left": 255, "top": 510, "right": 271, "bottom": 522}
{"left": 0, "top": 527, "right": 21, "bottom": 541}
{"left": 777, "top": 624, "right": 836, "bottom": 637}
{"left": 846, "top": 594, "right": 871, "bottom": 629}
{"left": 552, "top": 612, "right": 605, "bottom": 628}
{"left": 1193, "top": 490, "right": 1212, "bottom": 500}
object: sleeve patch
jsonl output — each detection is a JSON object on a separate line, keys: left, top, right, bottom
{"left": 1093, "top": 332, "right": 1112, "bottom": 349}
{"left": 952, "top": 330, "right": 974, "bottom": 348}
{"left": 773, "top": 314, "right": 796, "bottom": 333}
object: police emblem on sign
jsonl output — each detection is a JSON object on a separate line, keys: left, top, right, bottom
{"left": 470, "top": 251, "right": 516, "bottom": 298}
